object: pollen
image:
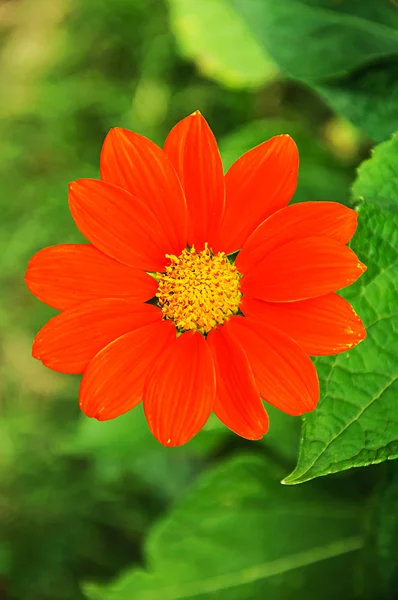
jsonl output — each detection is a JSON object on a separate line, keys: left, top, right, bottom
{"left": 156, "top": 244, "right": 242, "bottom": 334}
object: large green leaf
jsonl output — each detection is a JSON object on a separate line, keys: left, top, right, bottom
{"left": 316, "top": 61, "right": 398, "bottom": 143}
{"left": 230, "top": 0, "right": 398, "bottom": 139}
{"left": 167, "top": 0, "right": 277, "bottom": 89}
{"left": 352, "top": 133, "right": 398, "bottom": 213}
{"left": 285, "top": 135, "right": 398, "bottom": 485}
{"left": 86, "top": 456, "right": 365, "bottom": 600}
{"left": 230, "top": 0, "right": 398, "bottom": 82}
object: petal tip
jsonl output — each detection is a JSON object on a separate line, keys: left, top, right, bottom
{"left": 278, "top": 133, "right": 297, "bottom": 148}
{"left": 255, "top": 417, "right": 269, "bottom": 438}
{"left": 355, "top": 322, "right": 367, "bottom": 345}
{"left": 109, "top": 126, "right": 123, "bottom": 136}
{"left": 105, "top": 127, "right": 129, "bottom": 146}
{"left": 79, "top": 397, "right": 99, "bottom": 420}
{"left": 95, "top": 407, "right": 113, "bottom": 421}
{"left": 295, "top": 399, "right": 318, "bottom": 416}
{"left": 31, "top": 334, "right": 42, "bottom": 360}
{"left": 158, "top": 436, "right": 183, "bottom": 448}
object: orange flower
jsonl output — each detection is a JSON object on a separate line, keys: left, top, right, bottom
{"left": 25, "top": 111, "right": 367, "bottom": 446}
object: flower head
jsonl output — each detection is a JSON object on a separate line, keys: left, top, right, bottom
{"left": 26, "top": 111, "right": 367, "bottom": 446}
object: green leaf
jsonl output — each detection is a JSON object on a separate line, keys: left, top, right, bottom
{"left": 219, "top": 119, "right": 352, "bottom": 206}
{"left": 352, "top": 133, "right": 398, "bottom": 213}
{"left": 230, "top": 0, "right": 398, "bottom": 139}
{"left": 230, "top": 0, "right": 398, "bottom": 82}
{"left": 86, "top": 456, "right": 365, "bottom": 600}
{"left": 167, "top": 0, "right": 278, "bottom": 89}
{"left": 204, "top": 403, "right": 301, "bottom": 466}
{"left": 70, "top": 403, "right": 300, "bottom": 495}
{"left": 315, "top": 61, "right": 398, "bottom": 143}
{"left": 261, "top": 405, "right": 301, "bottom": 465}
{"left": 285, "top": 135, "right": 398, "bottom": 485}
{"left": 375, "top": 462, "right": 398, "bottom": 598}
{"left": 68, "top": 406, "right": 225, "bottom": 499}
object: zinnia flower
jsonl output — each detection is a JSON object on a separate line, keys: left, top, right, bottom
{"left": 25, "top": 111, "right": 366, "bottom": 446}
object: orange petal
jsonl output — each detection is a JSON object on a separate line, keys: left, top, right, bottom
{"left": 80, "top": 320, "right": 176, "bottom": 420}
{"left": 100, "top": 128, "right": 187, "bottom": 255}
{"left": 69, "top": 179, "right": 171, "bottom": 271}
{"left": 143, "top": 331, "right": 216, "bottom": 447}
{"left": 206, "top": 326, "right": 269, "bottom": 440}
{"left": 241, "top": 237, "right": 366, "bottom": 302}
{"left": 237, "top": 201, "right": 358, "bottom": 273}
{"left": 241, "top": 294, "right": 366, "bottom": 356}
{"left": 164, "top": 111, "right": 225, "bottom": 249}
{"left": 25, "top": 244, "right": 157, "bottom": 310}
{"left": 226, "top": 316, "right": 319, "bottom": 415}
{"left": 217, "top": 134, "right": 298, "bottom": 254}
{"left": 32, "top": 300, "right": 162, "bottom": 374}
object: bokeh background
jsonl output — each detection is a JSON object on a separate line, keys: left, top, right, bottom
{"left": 1, "top": 1, "right": 397, "bottom": 599}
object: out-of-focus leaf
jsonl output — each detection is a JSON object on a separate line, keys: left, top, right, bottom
{"left": 203, "top": 403, "right": 301, "bottom": 466}
{"left": 230, "top": 0, "right": 398, "bottom": 81}
{"left": 219, "top": 119, "right": 353, "bottom": 205}
{"left": 316, "top": 61, "right": 398, "bottom": 143}
{"left": 285, "top": 135, "right": 398, "bottom": 484}
{"left": 260, "top": 405, "right": 301, "bottom": 465}
{"left": 71, "top": 403, "right": 300, "bottom": 494}
{"left": 0, "top": 399, "right": 162, "bottom": 600}
{"left": 375, "top": 462, "right": 398, "bottom": 598}
{"left": 167, "top": 0, "right": 278, "bottom": 89}
{"left": 86, "top": 455, "right": 365, "bottom": 600}
{"left": 230, "top": 0, "right": 398, "bottom": 140}
{"left": 70, "top": 406, "right": 226, "bottom": 499}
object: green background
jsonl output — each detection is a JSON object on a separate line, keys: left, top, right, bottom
{"left": 0, "top": 0, "right": 397, "bottom": 598}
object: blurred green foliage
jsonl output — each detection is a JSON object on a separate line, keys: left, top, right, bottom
{"left": 0, "top": 0, "right": 397, "bottom": 599}
{"left": 87, "top": 456, "right": 366, "bottom": 600}
{"left": 230, "top": 0, "right": 398, "bottom": 141}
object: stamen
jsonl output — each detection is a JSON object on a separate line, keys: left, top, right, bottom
{"left": 156, "top": 244, "right": 242, "bottom": 334}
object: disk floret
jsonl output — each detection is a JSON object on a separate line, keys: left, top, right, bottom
{"left": 156, "top": 244, "right": 241, "bottom": 334}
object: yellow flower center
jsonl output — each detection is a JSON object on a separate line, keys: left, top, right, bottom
{"left": 156, "top": 244, "right": 242, "bottom": 334}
